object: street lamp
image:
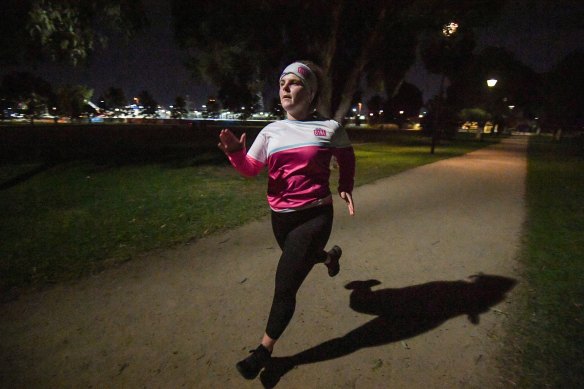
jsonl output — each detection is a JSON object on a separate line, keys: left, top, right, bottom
{"left": 442, "top": 22, "right": 459, "bottom": 37}
{"left": 431, "top": 21, "right": 459, "bottom": 154}
{"left": 482, "top": 78, "right": 498, "bottom": 139}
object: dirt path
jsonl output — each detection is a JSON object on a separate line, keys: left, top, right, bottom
{"left": 0, "top": 137, "right": 527, "bottom": 389}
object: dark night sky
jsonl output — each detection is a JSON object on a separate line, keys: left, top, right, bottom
{"left": 8, "top": 1, "right": 584, "bottom": 107}
{"left": 406, "top": 1, "right": 584, "bottom": 101}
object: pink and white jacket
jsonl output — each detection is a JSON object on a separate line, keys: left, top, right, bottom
{"left": 227, "top": 118, "right": 355, "bottom": 212}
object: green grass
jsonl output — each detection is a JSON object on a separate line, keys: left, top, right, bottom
{"left": 0, "top": 132, "right": 498, "bottom": 292}
{"left": 504, "top": 135, "right": 584, "bottom": 387}
{"left": 353, "top": 133, "right": 492, "bottom": 186}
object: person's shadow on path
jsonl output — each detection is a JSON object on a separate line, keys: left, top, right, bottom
{"left": 260, "top": 274, "right": 516, "bottom": 388}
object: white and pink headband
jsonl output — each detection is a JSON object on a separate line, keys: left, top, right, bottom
{"left": 280, "top": 62, "right": 318, "bottom": 96}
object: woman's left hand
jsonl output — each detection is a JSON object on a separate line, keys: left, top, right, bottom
{"left": 340, "top": 192, "right": 355, "bottom": 216}
{"left": 218, "top": 129, "right": 246, "bottom": 154}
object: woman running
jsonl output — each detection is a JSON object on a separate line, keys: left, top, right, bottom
{"left": 217, "top": 60, "right": 356, "bottom": 380}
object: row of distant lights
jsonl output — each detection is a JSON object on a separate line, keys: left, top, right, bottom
{"left": 352, "top": 106, "right": 426, "bottom": 118}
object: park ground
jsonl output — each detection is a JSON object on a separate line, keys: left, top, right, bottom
{"left": 1, "top": 137, "right": 527, "bottom": 388}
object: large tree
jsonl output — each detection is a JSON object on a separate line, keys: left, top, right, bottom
{"left": 447, "top": 46, "right": 542, "bottom": 126}
{"left": 56, "top": 84, "right": 93, "bottom": 120}
{"left": 172, "top": 0, "right": 506, "bottom": 122}
{"left": 137, "top": 90, "right": 158, "bottom": 116}
{"left": 103, "top": 87, "right": 127, "bottom": 110}
{"left": 0, "top": 0, "right": 147, "bottom": 66}
{"left": 385, "top": 81, "right": 424, "bottom": 119}
{"left": 0, "top": 72, "right": 55, "bottom": 123}
{"left": 544, "top": 50, "right": 584, "bottom": 136}
{"left": 171, "top": 96, "right": 188, "bottom": 119}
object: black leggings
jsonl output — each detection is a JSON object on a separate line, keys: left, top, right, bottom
{"left": 266, "top": 204, "right": 334, "bottom": 340}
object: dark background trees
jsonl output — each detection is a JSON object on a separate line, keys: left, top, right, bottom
{"left": 103, "top": 87, "right": 127, "bottom": 111}
{"left": 0, "top": 72, "right": 55, "bottom": 123}
{"left": 0, "top": 1, "right": 146, "bottom": 120}
{"left": 386, "top": 82, "right": 424, "bottom": 124}
{"left": 171, "top": 0, "right": 507, "bottom": 123}
{"left": 443, "top": 46, "right": 544, "bottom": 136}
{"left": 56, "top": 84, "right": 93, "bottom": 120}
{"left": 3, "top": 0, "right": 580, "bottom": 138}
{"left": 171, "top": 96, "right": 188, "bottom": 119}
{"left": 0, "top": 0, "right": 512, "bottom": 127}
{"left": 137, "top": 90, "right": 158, "bottom": 117}
{"left": 0, "top": 0, "right": 147, "bottom": 66}
{"left": 543, "top": 50, "right": 584, "bottom": 137}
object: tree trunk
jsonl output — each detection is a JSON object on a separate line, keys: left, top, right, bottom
{"left": 332, "top": 7, "right": 387, "bottom": 123}
{"left": 318, "top": 2, "right": 344, "bottom": 119}
{"left": 333, "top": 68, "right": 364, "bottom": 123}
{"left": 476, "top": 127, "right": 483, "bottom": 141}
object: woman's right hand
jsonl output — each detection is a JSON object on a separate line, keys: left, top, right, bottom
{"left": 218, "top": 129, "right": 246, "bottom": 155}
{"left": 340, "top": 191, "right": 355, "bottom": 216}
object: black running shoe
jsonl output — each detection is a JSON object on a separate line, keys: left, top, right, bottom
{"left": 326, "top": 245, "right": 342, "bottom": 277}
{"left": 236, "top": 344, "right": 271, "bottom": 380}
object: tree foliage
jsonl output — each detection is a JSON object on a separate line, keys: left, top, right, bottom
{"left": 0, "top": 72, "right": 55, "bottom": 122}
{"left": 447, "top": 46, "right": 542, "bottom": 121}
{"left": 103, "top": 87, "right": 127, "bottom": 109}
{"left": 137, "top": 90, "right": 158, "bottom": 116}
{"left": 172, "top": 0, "right": 506, "bottom": 122}
{"left": 386, "top": 81, "right": 423, "bottom": 119}
{"left": 544, "top": 50, "right": 584, "bottom": 133}
{"left": 171, "top": 96, "right": 188, "bottom": 118}
{"left": 56, "top": 84, "right": 93, "bottom": 119}
{"left": 0, "top": 0, "right": 147, "bottom": 66}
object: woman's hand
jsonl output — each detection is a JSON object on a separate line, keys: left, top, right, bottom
{"left": 218, "top": 129, "right": 246, "bottom": 154}
{"left": 340, "top": 192, "right": 355, "bottom": 216}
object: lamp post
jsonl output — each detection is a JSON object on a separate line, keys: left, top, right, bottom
{"left": 431, "top": 21, "right": 459, "bottom": 154}
{"left": 481, "top": 78, "right": 498, "bottom": 140}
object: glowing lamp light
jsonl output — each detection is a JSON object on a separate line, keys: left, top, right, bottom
{"left": 442, "top": 22, "right": 459, "bottom": 37}
{"left": 487, "top": 79, "right": 498, "bottom": 87}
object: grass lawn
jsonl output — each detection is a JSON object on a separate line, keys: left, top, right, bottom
{"left": 503, "top": 135, "right": 584, "bottom": 387}
{"left": 0, "top": 132, "right": 498, "bottom": 293}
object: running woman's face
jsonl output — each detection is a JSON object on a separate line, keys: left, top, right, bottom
{"left": 279, "top": 74, "right": 312, "bottom": 120}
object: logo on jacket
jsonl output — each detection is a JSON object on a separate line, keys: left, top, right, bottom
{"left": 314, "top": 128, "right": 327, "bottom": 137}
